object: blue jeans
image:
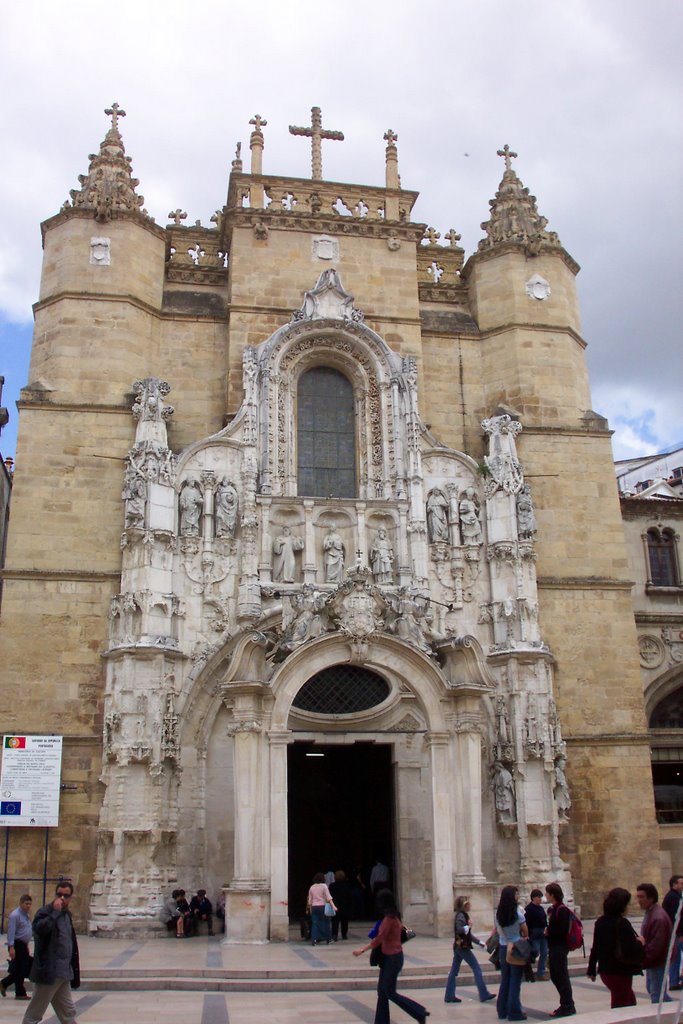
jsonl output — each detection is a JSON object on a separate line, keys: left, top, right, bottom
{"left": 375, "top": 951, "right": 426, "bottom": 1024}
{"left": 497, "top": 950, "right": 525, "bottom": 1020}
{"left": 310, "top": 905, "right": 330, "bottom": 944}
{"left": 646, "top": 965, "right": 673, "bottom": 1003}
{"left": 445, "top": 947, "right": 492, "bottom": 1001}
{"left": 669, "top": 936, "right": 683, "bottom": 987}
{"left": 529, "top": 926, "right": 548, "bottom": 975}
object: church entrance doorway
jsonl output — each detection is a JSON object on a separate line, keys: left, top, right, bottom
{"left": 287, "top": 741, "right": 395, "bottom": 924}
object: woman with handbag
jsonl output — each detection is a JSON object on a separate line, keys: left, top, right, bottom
{"left": 306, "top": 872, "right": 336, "bottom": 946}
{"left": 353, "top": 894, "right": 429, "bottom": 1024}
{"left": 444, "top": 895, "right": 495, "bottom": 1004}
{"left": 495, "top": 885, "right": 529, "bottom": 1022}
{"left": 587, "top": 887, "right": 644, "bottom": 1008}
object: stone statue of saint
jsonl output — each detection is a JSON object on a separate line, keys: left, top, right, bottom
{"left": 215, "top": 478, "right": 238, "bottom": 539}
{"left": 554, "top": 756, "right": 571, "bottom": 821}
{"left": 426, "top": 488, "right": 449, "bottom": 544}
{"left": 123, "top": 465, "right": 146, "bottom": 529}
{"left": 459, "top": 488, "right": 483, "bottom": 546}
{"left": 179, "top": 478, "right": 203, "bottom": 537}
{"left": 323, "top": 523, "right": 345, "bottom": 583}
{"left": 370, "top": 528, "right": 394, "bottom": 584}
{"left": 516, "top": 484, "right": 537, "bottom": 536}
{"left": 493, "top": 761, "right": 516, "bottom": 824}
{"left": 272, "top": 525, "right": 304, "bottom": 583}
{"left": 287, "top": 585, "right": 326, "bottom": 648}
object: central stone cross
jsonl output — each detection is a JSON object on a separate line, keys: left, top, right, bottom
{"left": 497, "top": 143, "right": 518, "bottom": 172}
{"left": 105, "top": 102, "right": 126, "bottom": 131}
{"left": 289, "top": 106, "right": 344, "bottom": 181}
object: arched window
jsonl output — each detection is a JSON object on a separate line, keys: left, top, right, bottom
{"left": 297, "top": 367, "right": 356, "bottom": 498}
{"left": 647, "top": 528, "right": 679, "bottom": 587}
{"left": 292, "top": 665, "right": 390, "bottom": 715}
{"left": 650, "top": 686, "right": 683, "bottom": 823}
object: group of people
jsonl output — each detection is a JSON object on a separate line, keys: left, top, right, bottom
{"left": 159, "top": 888, "right": 216, "bottom": 937}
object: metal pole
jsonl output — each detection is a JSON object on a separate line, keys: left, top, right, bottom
{"left": 0, "top": 826, "right": 9, "bottom": 933}
{"left": 42, "top": 827, "right": 49, "bottom": 906}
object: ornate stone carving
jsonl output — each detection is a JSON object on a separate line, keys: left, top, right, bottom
{"left": 294, "top": 268, "right": 365, "bottom": 322}
{"left": 494, "top": 694, "right": 514, "bottom": 763}
{"left": 525, "top": 273, "right": 551, "bottom": 301}
{"left": 639, "top": 634, "right": 665, "bottom": 668}
{"left": 178, "top": 478, "right": 204, "bottom": 537}
{"left": 661, "top": 628, "right": 683, "bottom": 665}
{"left": 426, "top": 487, "right": 449, "bottom": 544}
{"left": 90, "top": 237, "right": 110, "bottom": 265}
{"left": 386, "top": 587, "right": 433, "bottom": 655}
{"left": 492, "top": 761, "right": 516, "bottom": 824}
{"left": 459, "top": 488, "right": 483, "bottom": 546}
{"left": 326, "top": 567, "right": 388, "bottom": 641}
{"left": 370, "top": 528, "right": 394, "bottom": 584}
{"left": 554, "top": 755, "right": 571, "bottom": 822}
{"left": 482, "top": 414, "right": 524, "bottom": 497}
{"left": 122, "top": 463, "right": 147, "bottom": 529}
{"left": 516, "top": 484, "right": 537, "bottom": 537}
{"left": 215, "top": 479, "right": 239, "bottom": 539}
{"left": 161, "top": 691, "right": 179, "bottom": 763}
{"left": 479, "top": 145, "right": 562, "bottom": 257}
{"left": 132, "top": 378, "right": 174, "bottom": 430}
{"left": 272, "top": 525, "right": 304, "bottom": 583}
{"left": 312, "top": 234, "right": 339, "bottom": 261}
{"left": 524, "top": 693, "right": 544, "bottom": 758}
{"left": 322, "top": 523, "right": 345, "bottom": 583}
{"left": 68, "top": 103, "right": 146, "bottom": 222}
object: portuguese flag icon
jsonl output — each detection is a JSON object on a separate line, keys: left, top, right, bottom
{"left": 5, "top": 737, "right": 27, "bottom": 749}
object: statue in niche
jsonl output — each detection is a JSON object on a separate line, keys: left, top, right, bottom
{"left": 215, "top": 478, "right": 239, "bottom": 539}
{"left": 287, "top": 585, "right": 327, "bottom": 647}
{"left": 426, "top": 488, "right": 450, "bottom": 544}
{"left": 370, "top": 528, "right": 394, "bottom": 584}
{"left": 459, "top": 488, "right": 483, "bottom": 546}
{"left": 122, "top": 464, "right": 146, "bottom": 529}
{"left": 179, "top": 478, "right": 203, "bottom": 537}
{"left": 492, "top": 762, "right": 516, "bottom": 824}
{"left": 516, "top": 484, "right": 537, "bottom": 536}
{"left": 272, "top": 525, "right": 304, "bottom": 583}
{"left": 554, "top": 756, "right": 571, "bottom": 821}
{"left": 525, "top": 693, "right": 543, "bottom": 757}
{"left": 323, "top": 523, "right": 345, "bottom": 583}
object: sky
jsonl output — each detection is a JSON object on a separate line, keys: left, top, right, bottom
{"left": 0, "top": 0, "right": 681, "bottom": 464}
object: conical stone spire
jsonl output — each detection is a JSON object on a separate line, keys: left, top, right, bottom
{"left": 478, "top": 145, "right": 561, "bottom": 256}
{"left": 67, "top": 103, "right": 146, "bottom": 223}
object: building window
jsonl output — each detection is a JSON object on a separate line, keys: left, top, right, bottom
{"left": 292, "top": 665, "right": 390, "bottom": 715}
{"left": 647, "top": 528, "right": 679, "bottom": 587}
{"left": 297, "top": 367, "right": 356, "bottom": 498}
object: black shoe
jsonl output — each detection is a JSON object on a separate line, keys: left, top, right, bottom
{"left": 0, "top": 984, "right": 6, "bottom": 998}
{"left": 672, "top": 985, "right": 683, "bottom": 991}
{"left": 444, "top": 996, "right": 462, "bottom": 1002}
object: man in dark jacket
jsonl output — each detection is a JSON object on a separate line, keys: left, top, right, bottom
{"left": 662, "top": 875, "right": 683, "bottom": 990}
{"left": 21, "top": 881, "right": 80, "bottom": 1024}
{"left": 637, "top": 882, "right": 673, "bottom": 1004}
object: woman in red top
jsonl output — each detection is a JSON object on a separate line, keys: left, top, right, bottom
{"left": 354, "top": 895, "right": 429, "bottom": 1024}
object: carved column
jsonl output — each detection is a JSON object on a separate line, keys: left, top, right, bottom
{"left": 452, "top": 709, "right": 486, "bottom": 884}
{"left": 222, "top": 684, "right": 269, "bottom": 943}
{"left": 268, "top": 730, "right": 292, "bottom": 941}
{"left": 302, "top": 499, "right": 317, "bottom": 584}
{"left": 426, "top": 731, "right": 455, "bottom": 937}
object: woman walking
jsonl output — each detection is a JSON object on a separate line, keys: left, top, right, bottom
{"left": 587, "top": 887, "right": 644, "bottom": 1008}
{"left": 444, "top": 895, "right": 495, "bottom": 1004}
{"left": 354, "top": 895, "right": 429, "bottom": 1024}
{"left": 495, "top": 885, "right": 528, "bottom": 1022}
{"left": 545, "top": 882, "right": 576, "bottom": 1017}
{"left": 306, "top": 872, "right": 336, "bottom": 946}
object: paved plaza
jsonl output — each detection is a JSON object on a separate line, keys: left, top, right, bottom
{"left": 0, "top": 925, "right": 681, "bottom": 1024}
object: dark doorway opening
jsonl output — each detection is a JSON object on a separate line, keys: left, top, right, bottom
{"left": 287, "top": 742, "right": 394, "bottom": 923}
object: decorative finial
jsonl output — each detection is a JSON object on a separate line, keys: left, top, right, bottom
{"left": 249, "top": 114, "right": 267, "bottom": 132}
{"left": 104, "top": 103, "right": 126, "bottom": 132}
{"left": 383, "top": 129, "right": 398, "bottom": 145}
{"left": 232, "top": 142, "right": 243, "bottom": 172}
{"left": 445, "top": 229, "right": 461, "bottom": 246}
{"left": 289, "top": 106, "right": 344, "bottom": 181}
{"left": 423, "top": 227, "right": 441, "bottom": 245}
{"left": 168, "top": 209, "right": 187, "bottom": 226}
{"left": 496, "top": 144, "right": 518, "bottom": 172}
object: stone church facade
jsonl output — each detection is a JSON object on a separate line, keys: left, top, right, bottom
{"left": 0, "top": 105, "right": 660, "bottom": 937}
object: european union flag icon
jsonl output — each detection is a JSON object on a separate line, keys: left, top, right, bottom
{"left": 0, "top": 802, "right": 21, "bottom": 815}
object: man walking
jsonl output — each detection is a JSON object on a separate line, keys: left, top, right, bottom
{"left": 21, "top": 881, "right": 80, "bottom": 1024}
{"left": 1, "top": 894, "right": 33, "bottom": 999}
{"left": 637, "top": 882, "right": 673, "bottom": 1004}
{"left": 663, "top": 875, "right": 683, "bottom": 990}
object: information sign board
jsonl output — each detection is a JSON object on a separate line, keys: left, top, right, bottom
{"left": 0, "top": 736, "right": 63, "bottom": 827}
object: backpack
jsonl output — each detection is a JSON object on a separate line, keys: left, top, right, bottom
{"left": 560, "top": 903, "right": 584, "bottom": 952}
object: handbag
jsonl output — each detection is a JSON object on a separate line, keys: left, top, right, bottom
{"left": 506, "top": 938, "right": 532, "bottom": 966}
{"left": 369, "top": 946, "right": 384, "bottom": 967}
{"left": 324, "top": 902, "right": 336, "bottom": 917}
{"left": 401, "top": 926, "right": 416, "bottom": 943}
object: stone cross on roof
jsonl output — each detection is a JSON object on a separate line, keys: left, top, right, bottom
{"left": 249, "top": 114, "right": 267, "bottom": 132}
{"left": 105, "top": 103, "right": 126, "bottom": 131}
{"left": 497, "top": 143, "right": 518, "bottom": 172}
{"left": 289, "top": 106, "right": 344, "bottom": 181}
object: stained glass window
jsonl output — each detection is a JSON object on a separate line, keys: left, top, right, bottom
{"left": 297, "top": 367, "right": 356, "bottom": 497}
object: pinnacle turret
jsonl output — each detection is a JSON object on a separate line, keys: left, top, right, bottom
{"left": 65, "top": 103, "right": 146, "bottom": 223}
{"left": 478, "top": 145, "right": 561, "bottom": 256}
